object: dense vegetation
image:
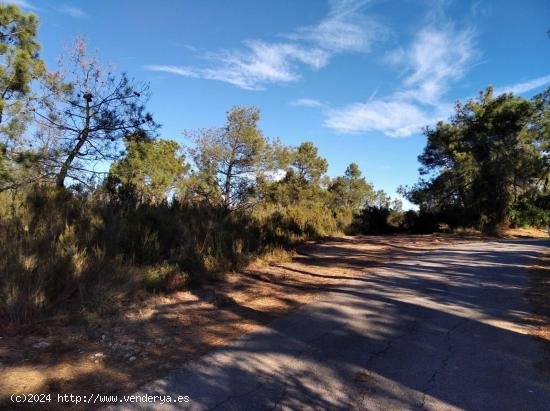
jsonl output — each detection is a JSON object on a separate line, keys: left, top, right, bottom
{"left": 0, "top": 5, "right": 394, "bottom": 324}
{"left": 400, "top": 88, "right": 550, "bottom": 233}
{"left": 0, "top": 5, "right": 548, "bottom": 325}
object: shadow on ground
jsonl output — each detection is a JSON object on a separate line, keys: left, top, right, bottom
{"left": 112, "top": 238, "right": 550, "bottom": 410}
{"left": 2, "top": 237, "right": 549, "bottom": 410}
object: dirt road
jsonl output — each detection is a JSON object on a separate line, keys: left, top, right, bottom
{"left": 114, "top": 238, "right": 549, "bottom": 410}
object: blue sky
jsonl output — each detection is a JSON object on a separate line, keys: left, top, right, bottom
{"left": 7, "top": 0, "right": 550, "bottom": 207}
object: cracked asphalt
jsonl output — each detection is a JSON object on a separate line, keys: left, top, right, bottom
{"left": 114, "top": 238, "right": 550, "bottom": 410}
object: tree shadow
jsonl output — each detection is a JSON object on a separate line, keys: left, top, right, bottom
{"left": 124, "top": 283, "right": 550, "bottom": 410}
{"left": 113, "top": 238, "right": 550, "bottom": 410}
{"left": 3, "top": 238, "right": 549, "bottom": 410}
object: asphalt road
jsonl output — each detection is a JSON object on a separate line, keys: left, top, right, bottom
{"left": 115, "top": 238, "right": 550, "bottom": 411}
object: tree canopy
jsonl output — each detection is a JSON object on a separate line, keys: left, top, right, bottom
{"left": 328, "top": 162, "right": 374, "bottom": 212}
{"left": 0, "top": 5, "right": 44, "bottom": 128}
{"left": 187, "top": 106, "right": 276, "bottom": 211}
{"left": 0, "top": 4, "right": 44, "bottom": 192}
{"left": 35, "top": 39, "right": 157, "bottom": 188}
{"left": 108, "top": 135, "right": 189, "bottom": 204}
{"left": 401, "top": 86, "right": 550, "bottom": 232}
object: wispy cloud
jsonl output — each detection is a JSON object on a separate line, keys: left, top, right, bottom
{"left": 147, "top": 0, "right": 382, "bottom": 90}
{"left": 1, "top": 0, "right": 36, "bottom": 10}
{"left": 470, "top": 1, "right": 492, "bottom": 18}
{"left": 325, "top": 100, "right": 453, "bottom": 137}
{"left": 3, "top": 1, "right": 89, "bottom": 17}
{"left": 390, "top": 27, "right": 477, "bottom": 104}
{"left": 493, "top": 75, "right": 550, "bottom": 95}
{"left": 289, "top": 98, "right": 327, "bottom": 108}
{"left": 174, "top": 43, "right": 198, "bottom": 52}
{"left": 325, "top": 72, "right": 550, "bottom": 138}
{"left": 287, "top": 0, "right": 386, "bottom": 53}
{"left": 148, "top": 41, "right": 329, "bottom": 90}
{"left": 146, "top": 65, "right": 199, "bottom": 78}
{"left": 58, "top": 5, "right": 88, "bottom": 18}
{"left": 325, "top": 24, "right": 477, "bottom": 137}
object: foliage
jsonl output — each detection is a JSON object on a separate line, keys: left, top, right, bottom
{"left": 186, "top": 106, "right": 275, "bottom": 211}
{"left": 0, "top": 4, "right": 44, "bottom": 129}
{"left": 328, "top": 162, "right": 375, "bottom": 212}
{"left": 291, "top": 141, "right": 328, "bottom": 184}
{"left": 35, "top": 38, "right": 157, "bottom": 188}
{"left": 4, "top": 3, "right": 547, "bottom": 327}
{"left": 401, "top": 86, "right": 550, "bottom": 233}
{"left": 261, "top": 142, "right": 328, "bottom": 205}
{"left": 107, "top": 135, "right": 189, "bottom": 204}
{"left": 355, "top": 205, "right": 392, "bottom": 234}
{"left": 0, "top": 5, "right": 45, "bottom": 192}
{"left": 143, "top": 263, "right": 189, "bottom": 292}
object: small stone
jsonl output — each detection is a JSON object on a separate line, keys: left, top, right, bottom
{"left": 33, "top": 341, "right": 50, "bottom": 349}
{"left": 129, "top": 356, "right": 136, "bottom": 362}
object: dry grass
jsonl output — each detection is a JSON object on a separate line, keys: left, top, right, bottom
{"left": 503, "top": 227, "right": 549, "bottom": 239}
{"left": 0, "top": 234, "right": 492, "bottom": 408}
{"left": 527, "top": 252, "right": 550, "bottom": 341}
{"left": 526, "top": 247, "right": 550, "bottom": 377}
{"left": 448, "top": 226, "right": 548, "bottom": 240}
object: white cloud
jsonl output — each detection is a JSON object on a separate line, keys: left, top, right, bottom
{"left": 325, "top": 26, "right": 548, "bottom": 138}
{"left": 6, "top": 1, "right": 89, "bottom": 18}
{"left": 389, "top": 26, "right": 477, "bottom": 104}
{"left": 1, "top": 0, "right": 36, "bottom": 10}
{"left": 493, "top": 75, "right": 550, "bottom": 95}
{"left": 147, "top": 0, "right": 381, "bottom": 90}
{"left": 327, "top": 72, "right": 550, "bottom": 138}
{"left": 58, "top": 5, "right": 88, "bottom": 18}
{"left": 204, "top": 41, "right": 329, "bottom": 89}
{"left": 325, "top": 100, "right": 434, "bottom": 137}
{"left": 288, "top": 0, "right": 385, "bottom": 53}
{"left": 290, "top": 98, "right": 326, "bottom": 108}
{"left": 148, "top": 41, "right": 329, "bottom": 90}
{"left": 146, "top": 65, "right": 199, "bottom": 78}
{"left": 325, "top": 25, "right": 477, "bottom": 137}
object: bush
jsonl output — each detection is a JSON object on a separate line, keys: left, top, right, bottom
{"left": 0, "top": 187, "right": 108, "bottom": 324}
{"left": 143, "top": 263, "right": 189, "bottom": 292}
{"left": 0, "top": 184, "right": 345, "bottom": 325}
{"left": 354, "top": 206, "right": 392, "bottom": 234}
{"left": 509, "top": 199, "right": 549, "bottom": 228}
{"left": 409, "top": 211, "right": 440, "bottom": 234}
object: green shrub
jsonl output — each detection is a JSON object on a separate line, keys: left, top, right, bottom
{"left": 0, "top": 183, "right": 347, "bottom": 325}
{"left": 355, "top": 206, "right": 392, "bottom": 234}
{"left": 143, "top": 263, "right": 189, "bottom": 292}
{"left": 509, "top": 200, "right": 549, "bottom": 228}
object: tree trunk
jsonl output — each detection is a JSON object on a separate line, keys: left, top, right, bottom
{"left": 56, "top": 135, "right": 87, "bottom": 187}
{"left": 223, "top": 161, "right": 234, "bottom": 211}
{"left": 56, "top": 97, "right": 91, "bottom": 188}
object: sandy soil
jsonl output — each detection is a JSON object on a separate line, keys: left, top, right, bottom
{"left": 504, "top": 227, "right": 549, "bottom": 239}
{"left": 527, "top": 251, "right": 550, "bottom": 340}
